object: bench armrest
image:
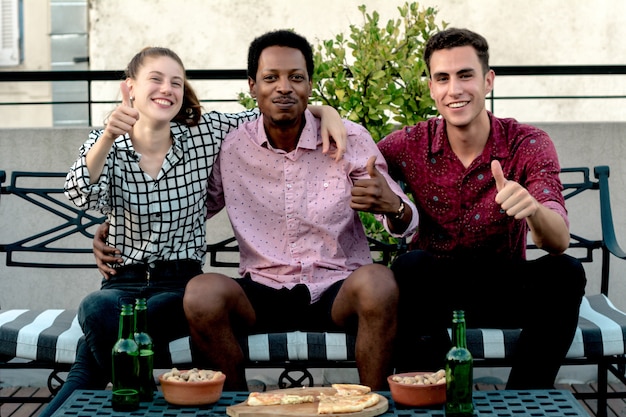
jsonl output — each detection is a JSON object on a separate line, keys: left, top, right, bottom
{"left": 594, "top": 166, "right": 626, "bottom": 295}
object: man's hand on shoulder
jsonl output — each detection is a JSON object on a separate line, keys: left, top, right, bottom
{"left": 93, "top": 221, "right": 122, "bottom": 279}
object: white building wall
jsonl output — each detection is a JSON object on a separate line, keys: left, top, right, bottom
{"left": 0, "top": 0, "right": 53, "bottom": 127}
{"left": 86, "top": 0, "right": 626, "bottom": 124}
{"left": 1, "top": 1, "right": 625, "bottom": 126}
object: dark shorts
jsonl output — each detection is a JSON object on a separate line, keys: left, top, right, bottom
{"left": 235, "top": 275, "right": 345, "bottom": 334}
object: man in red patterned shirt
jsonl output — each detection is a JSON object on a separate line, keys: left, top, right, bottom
{"left": 378, "top": 28, "right": 586, "bottom": 389}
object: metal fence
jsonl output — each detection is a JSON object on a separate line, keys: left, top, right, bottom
{"left": 1, "top": 66, "right": 626, "bottom": 125}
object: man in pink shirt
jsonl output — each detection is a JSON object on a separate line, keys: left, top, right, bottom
{"left": 378, "top": 28, "right": 586, "bottom": 389}
{"left": 183, "top": 30, "right": 417, "bottom": 391}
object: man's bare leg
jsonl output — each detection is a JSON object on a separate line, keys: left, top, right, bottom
{"left": 183, "top": 273, "right": 255, "bottom": 391}
{"left": 331, "top": 263, "right": 398, "bottom": 390}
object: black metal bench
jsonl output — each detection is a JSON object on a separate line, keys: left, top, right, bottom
{"left": 1, "top": 167, "right": 625, "bottom": 417}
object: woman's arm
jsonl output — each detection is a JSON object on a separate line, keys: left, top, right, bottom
{"left": 308, "top": 105, "right": 347, "bottom": 161}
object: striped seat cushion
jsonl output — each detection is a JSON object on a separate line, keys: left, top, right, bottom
{"left": 168, "top": 331, "right": 357, "bottom": 365}
{"left": 464, "top": 294, "right": 626, "bottom": 359}
{"left": 0, "top": 309, "right": 82, "bottom": 364}
{"left": 1, "top": 294, "right": 625, "bottom": 366}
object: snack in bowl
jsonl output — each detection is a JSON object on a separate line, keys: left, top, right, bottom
{"left": 158, "top": 368, "right": 225, "bottom": 406}
{"left": 388, "top": 370, "right": 446, "bottom": 407}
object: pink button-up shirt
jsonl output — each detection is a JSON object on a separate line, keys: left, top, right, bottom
{"left": 206, "top": 110, "right": 417, "bottom": 302}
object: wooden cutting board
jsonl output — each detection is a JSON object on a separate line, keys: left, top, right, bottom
{"left": 226, "top": 387, "right": 388, "bottom": 417}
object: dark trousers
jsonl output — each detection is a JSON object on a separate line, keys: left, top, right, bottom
{"left": 391, "top": 250, "right": 586, "bottom": 389}
{"left": 39, "top": 260, "right": 202, "bottom": 417}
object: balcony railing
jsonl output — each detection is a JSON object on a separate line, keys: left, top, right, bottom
{"left": 1, "top": 66, "right": 625, "bottom": 125}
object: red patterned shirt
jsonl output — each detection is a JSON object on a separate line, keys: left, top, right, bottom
{"left": 378, "top": 113, "right": 567, "bottom": 260}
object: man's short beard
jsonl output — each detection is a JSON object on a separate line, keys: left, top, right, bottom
{"left": 271, "top": 117, "right": 299, "bottom": 127}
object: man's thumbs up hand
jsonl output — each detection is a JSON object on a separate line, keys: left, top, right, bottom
{"left": 352, "top": 155, "right": 400, "bottom": 215}
{"left": 492, "top": 160, "right": 538, "bottom": 219}
{"left": 491, "top": 159, "right": 508, "bottom": 191}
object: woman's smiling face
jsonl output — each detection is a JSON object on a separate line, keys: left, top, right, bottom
{"left": 128, "top": 55, "right": 185, "bottom": 123}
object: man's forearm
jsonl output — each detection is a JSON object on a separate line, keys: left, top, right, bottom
{"left": 528, "top": 204, "right": 569, "bottom": 253}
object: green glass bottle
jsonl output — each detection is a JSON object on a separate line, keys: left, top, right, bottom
{"left": 134, "top": 298, "right": 155, "bottom": 402}
{"left": 111, "top": 304, "right": 139, "bottom": 411}
{"left": 445, "top": 310, "right": 474, "bottom": 417}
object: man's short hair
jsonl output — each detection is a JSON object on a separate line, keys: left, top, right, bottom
{"left": 423, "top": 28, "right": 490, "bottom": 76}
{"left": 247, "top": 29, "right": 314, "bottom": 80}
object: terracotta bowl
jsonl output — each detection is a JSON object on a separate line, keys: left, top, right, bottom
{"left": 387, "top": 371, "right": 446, "bottom": 407}
{"left": 158, "top": 370, "right": 226, "bottom": 406}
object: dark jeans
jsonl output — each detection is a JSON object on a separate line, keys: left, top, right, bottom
{"left": 391, "top": 250, "right": 586, "bottom": 389}
{"left": 39, "top": 260, "right": 202, "bottom": 417}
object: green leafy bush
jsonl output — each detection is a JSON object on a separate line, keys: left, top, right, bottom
{"left": 310, "top": 2, "right": 444, "bottom": 141}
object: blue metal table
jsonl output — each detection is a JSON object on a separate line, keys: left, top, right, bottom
{"left": 50, "top": 389, "right": 591, "bottom": 416}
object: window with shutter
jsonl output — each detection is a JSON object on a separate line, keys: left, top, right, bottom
{"left": 0, "top": 0, "right": 20, "bottom": 66}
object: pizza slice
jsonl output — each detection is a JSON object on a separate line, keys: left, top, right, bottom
{"left": 331, "top": 383, "right": 371, "bottom": 396}
{"left": 246, "top": 391, "right": 315, "bottom": 406}
{"left": 317, "top": 392, "right": 380, "bottom": 414}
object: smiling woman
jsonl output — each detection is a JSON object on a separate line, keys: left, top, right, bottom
{"left": 38, "top": 46, "right": 262, "bottom": 417}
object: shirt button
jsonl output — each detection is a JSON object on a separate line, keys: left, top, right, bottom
{"left": 323, "top": 182, "right": 329, "bottom": 188}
